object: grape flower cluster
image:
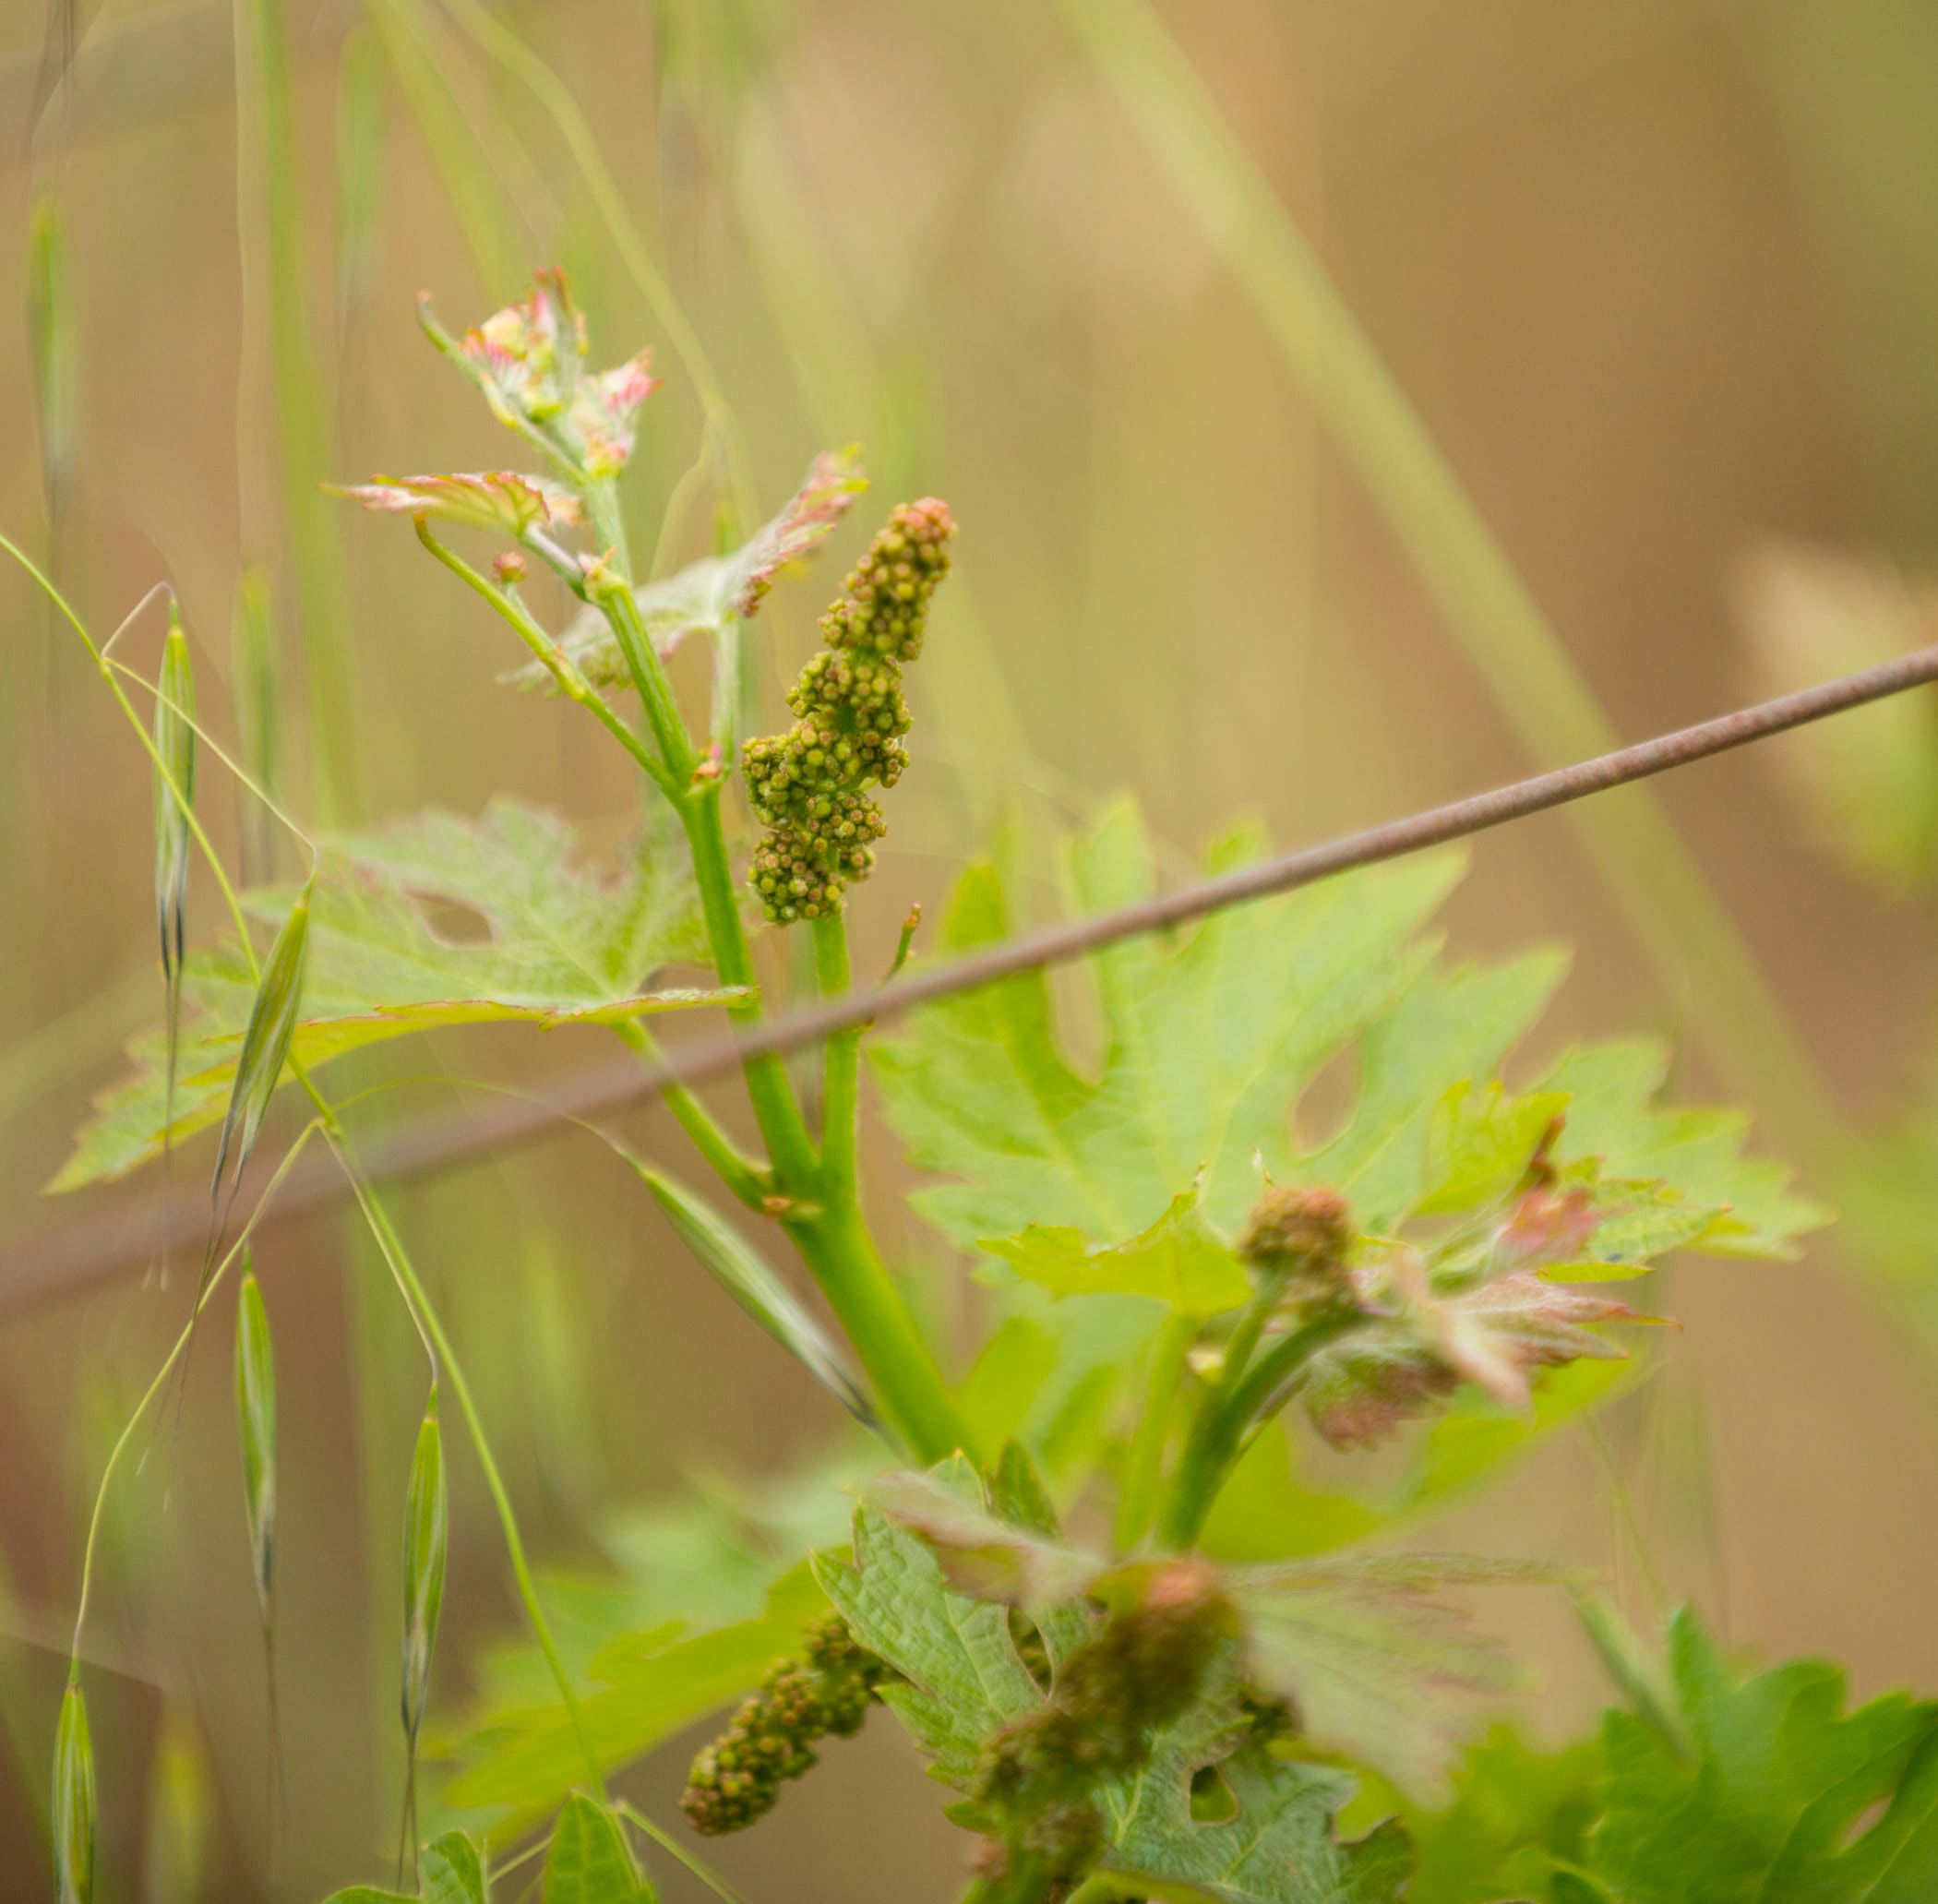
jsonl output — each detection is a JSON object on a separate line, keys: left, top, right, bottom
{"left": 743, "top": 497, "right": 956, "bottom": 924}
{"left": 681, "top": 1612, "right": 888, "bottom": 1835}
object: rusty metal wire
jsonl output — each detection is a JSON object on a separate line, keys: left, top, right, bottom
{"left": 9, "top": 642, "right": 1938, "bottom": 1313}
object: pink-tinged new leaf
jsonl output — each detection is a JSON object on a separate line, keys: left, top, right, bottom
{"left": 734, "top": 448, "right": 869, "bottom": 617}
{"left": 1302, "top": 1333, "right": 1462, "bottom": 1451}
{"left": 567, "top": 351, "right": 660, "bottom": 478}
{"left": 334, "top": 471, "right": 583, "bottom": 535}
{"left": 1494, "top": 1182, "right": 1603, "bottom": 1271}
{"left": 459, "top": 267, "right": 585, "bottom": 425}
{"left": 1302, "top": 1252, "right": 1636, "bottom": 1448}
{"left": 507, "top": 449, "right": 869, "bottom": 694}
{"left": 1423, "top": 1272, "right": 1635, "bottom": 1410}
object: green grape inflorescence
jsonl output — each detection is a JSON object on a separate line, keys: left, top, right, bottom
{"left": 743, "top": 497, "right": 956, "bottom": 924}
{"left": 681, "top": 1613, "right": 888, "bottom": 1835}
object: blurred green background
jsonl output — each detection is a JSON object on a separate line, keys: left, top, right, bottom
{"left": 8, "top": 0, "right": 1938, "bottom": 1897}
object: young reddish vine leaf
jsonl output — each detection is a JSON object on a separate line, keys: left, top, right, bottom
{"left": 513, "top": 447, "right": 869, "bottom": 691}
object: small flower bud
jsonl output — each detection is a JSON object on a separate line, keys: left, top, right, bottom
{"left": 493, "top": 549, "right": 528, "bottom": 586}
{"left": 1238, "top": 1185, "right": 1355, "bottom": 1309}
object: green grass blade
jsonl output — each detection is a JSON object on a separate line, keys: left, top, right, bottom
{"left": 234, "top": 1263, "right": 278, "bottom": 1616}
{"left": 209, "top": 877, "right": 314, "bottom": 1216}
{"left": 231, "top": 565, "right": 283, "bottom": 880}
{"left": 26, "top": 193, "right": 79, "bottom": 524}
{"left": 52, "top": 1682, "right": 95, "bottom": 1904}
{"left": 233, "top": 1259, "right": 286, "bottom": 1856}
{"left": 233, "top": 0, "right": 363, "bottom": 818}
{"left": 1052, "top": 0, "right": 1831, "bottom": 1151}
{"left": 636, "top": 1164, "right": 881, "bottom": 1434}
{"left": 153, "top": 605, "right": 197, "bottom": 1165}
{"left": 336, "top": 25, "right": 389, "bottom": 342}
{"left": 363, "top": 0, "right": 530, "bottom": 298}
{"left": 399, "top": 1385, "right": 449, "bottom": 1875}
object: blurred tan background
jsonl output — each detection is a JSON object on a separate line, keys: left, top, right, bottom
{"left": 7, "top": 0, "right": 1938, "bottom": 1897}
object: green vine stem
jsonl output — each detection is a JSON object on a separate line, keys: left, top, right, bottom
{"left": 676, "top": 780, "right": 824, "bottom": 1190}
{"left": 1157, "top": 1310, "right": 1367, "bottom": 1551}
{"left": 1113, "top": 1313, "right": 1195, "bottom": 1551}
{"left": 580, "top": 536, "right": 969, "bottom": 1460}
{"left": 784, "top": 1197, "right": 975, "bottom": 1465}
{"left": 811, "top": 913, "right": 862, "bottom": 1191}
{"left": 609, "top": 1019, "right": 770, "bottom": 1213}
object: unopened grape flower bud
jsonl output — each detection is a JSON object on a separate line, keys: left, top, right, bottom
{"left": 494, "top": 549, "right": 528, "bottom": 586}
{"left": 1238, "top": 1185, "right": 1355, "bottom": 1309}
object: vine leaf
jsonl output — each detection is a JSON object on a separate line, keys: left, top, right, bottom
{"left": 861, "top": 1465, "right": 1098, "bottom": 1611}
{"left": 879, "top": 800, "right": 1821, "bottom": 1467}
{"left": 867, "top": 1469, "right": 1570, "bottom": 1797}
{"left": 541, "top": 1795, "right": 654, "bottom": 1903}
{"left": 981, "top": 1183, "right": 1251, "bottom": 1315}
{"left": 812, "top": 1459, "right": 1042, "bottom": 1790}
{"left": 1564, "top": 1611, "right": 1938, "bottom": 1902}
{"left": 54, "top": 799, "right": 733, "bottom": 1190}
{"left": 336, "top": 469, "right": 585, "bottom": 534}
{"left": 1227, "top": 1556, "right": 1569, "bottom": 1796}
{"left": 323, "top": 1829, "right": 485, "bottom": 1904}
{"left": 1299, "top": 1268, "right": 1642, "bottom": 1452}
{"left": 878, "top": 800, "right": 1818, "bottom": 1261}
{"left": 1362, "top": 1724, "right": 1602, "bottom": 1904}
{"left": 511, "top": 449, "right": 867, "bottom": 693}
{"left": 874, "top": 799, "right": 1467, "bottom": 1249}
{"left": 1095, "top": 1658, "right": 1412, "bottom": 1904}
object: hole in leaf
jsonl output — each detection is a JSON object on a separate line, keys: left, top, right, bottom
{"left": 414, "top": 895, "right": 495, "bottom": 946}
{"left": 1008, "top": 1609, "right": 1052, "bottom": 1694}
{"left": 1841, "top": 1795, "right": 1889, "bottom": 1850}
{"left": 1190, "top": 1764, "right": 1238, "bottom": 1823}
{"left": 1289, "top": 1042, "right": 1363, "bottom": 1156}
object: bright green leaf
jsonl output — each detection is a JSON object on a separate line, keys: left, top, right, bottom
{"left": 55, "top": 799, "right": 734, "bottom": 1190}
{"left": 1349, "top": 1726, "right": 1601, "bottom": 1904}
{"left": 1096, "top": 1655, "right": 1412, "bottom": 1902}
{"left": 875, "top": 801, "right": 1465, "bottom": 1247}
{"left": 1572, "top": 1610, "right": 1938, "bottom": 1902}
{"left": 1299, "top": 950, "right": 1569, "bottom": 1229}
{"left": 542, "top": 1794, "right": 652, "bottom": 1903}
{"left": 812, "top": 1475, "right": 1041, "bottom": 1789}
{"left": 981, "top": 1183, "right": 1251, "bottom": 1316}
{"left": 1420, "top": 1082, "right": 1567, "bottom": 1215}
{"left": 324, "top": 1828, "right": 485, "bottom": 1904}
